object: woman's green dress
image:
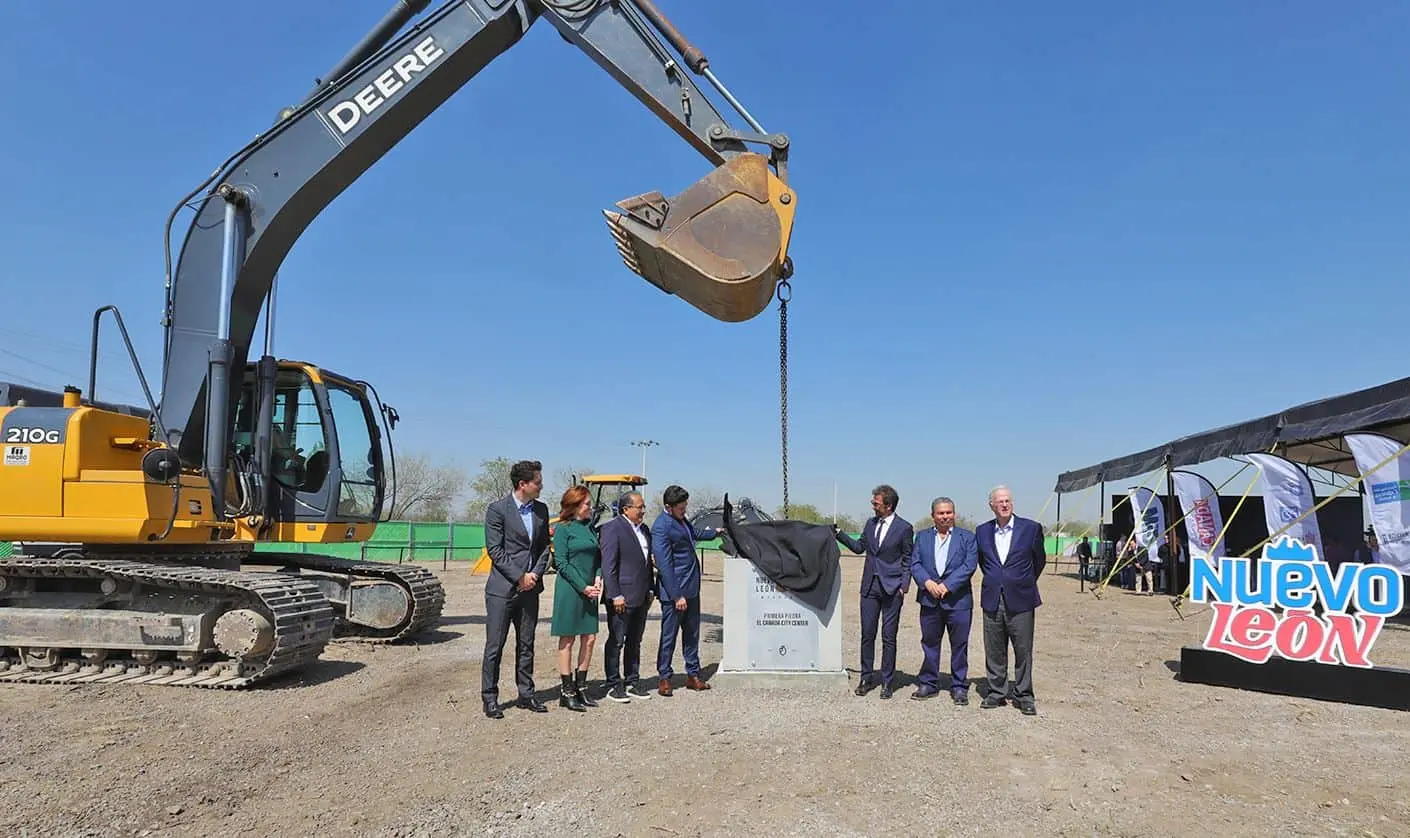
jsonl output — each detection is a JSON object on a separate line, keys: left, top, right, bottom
{"left": 551, "top": 519, "right": 602, "bottom": 637}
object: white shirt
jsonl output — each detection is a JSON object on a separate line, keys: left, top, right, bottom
{"left": 874, "top": 513, "right": 895, "bottom": 548}
{"left": 995, "top": 518, "right": 1014, "bottom": 564}
{"left": 627, "top": 517, "right": 649, "bottom": 558}
{"left": 933, "top": 529, "right": 952, "bottom": 577}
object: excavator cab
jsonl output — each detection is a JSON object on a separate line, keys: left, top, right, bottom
{"left": 232, "top": 362, "right": 392, "bottom": 541}
{"left": 606, "top": 152, "right": 796, "bottom": 323}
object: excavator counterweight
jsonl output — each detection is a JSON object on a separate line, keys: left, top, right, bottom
{"left": 606, "top": 152, "right": 796, "bottom": 323}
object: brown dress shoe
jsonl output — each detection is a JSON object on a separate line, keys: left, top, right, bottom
{"left": 686, "top": 675, "right": 712, "bottom": 691}
{"left": 658, "top": 678, "right": 673, "bottom": 696}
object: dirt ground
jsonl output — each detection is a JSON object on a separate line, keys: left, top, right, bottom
{"left": 1, "top": 553, "right": 1409, "bottom": 837}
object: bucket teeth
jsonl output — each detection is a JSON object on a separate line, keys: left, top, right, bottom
{"left": 602, "top": 210, "right": 643, "bottom": 276}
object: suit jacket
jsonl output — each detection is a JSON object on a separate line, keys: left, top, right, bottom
{"left": 651, "top": 511, "right": 719, "bottom": 602}
{"left": 910, "top": 525, "right": 978, "bottom": 610}
{"left": 600, "top": 514, "right": 655, "bottom": 608}
{"left": 974, "top": 515, "right": 1046, "bottom": 613}
{"left": 837, "top": 514, "right": 915, "bottom": 596}
{"left": 483, "top": 493, "right": 551, "bottom": 599}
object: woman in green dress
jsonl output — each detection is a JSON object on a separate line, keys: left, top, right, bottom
{"left": 552, "top": 484, "right": 603, "bottom": 711}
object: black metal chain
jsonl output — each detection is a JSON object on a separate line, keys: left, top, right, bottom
{"left": 777, "top": 278, "right": 792, "bottom": 518}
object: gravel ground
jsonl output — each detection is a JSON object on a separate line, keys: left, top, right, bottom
{"left": 1, "top": 553, "right": 1408, "bottom": 837}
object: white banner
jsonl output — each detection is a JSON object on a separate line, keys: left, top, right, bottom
{"left": 1128, "top": 486, "right": 1166, "bottom": 564}
{"left": 1245, "top": 452, "right": 1322, "bottom": 555}
{"left": 1172, "top": 470, "right": 1226, "bottom": 559}
{"left": 1345, "top": 432, "right": 1410, "bottom": 574}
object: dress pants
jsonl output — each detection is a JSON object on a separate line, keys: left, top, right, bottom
{"left": 858, "top": 575, "right": 904, "bottom": 685}
{"left": 917, "top": 604, "right": 972, "bottom": 695}
{"left": 604, "top": 601, "right": 650, "bottom": 688}
{"left": 481, "top": 589, "right": 539, "bottom": 705}
{"left": 657, "top": 596, "right": 701, "bottom": 679}
{"left": 983, "top": 593, "right": 1035, "bottom": 701}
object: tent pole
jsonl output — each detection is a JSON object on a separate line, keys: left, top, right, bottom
{"left": 1165, "top": 453, "right": 1178, "bottom": 595}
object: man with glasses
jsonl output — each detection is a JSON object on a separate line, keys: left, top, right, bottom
{"left": 974, "top": 485, "right": 1046, "bottom": 716}
{"left": 599, "top": 492, "right": 657, "bottom": 702}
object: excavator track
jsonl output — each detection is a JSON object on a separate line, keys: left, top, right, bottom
{"left": 0, "top": 552, "right": 335, "bottom": 689}
{"left": 246, "top": 552, "right": 444, "bottom": 643}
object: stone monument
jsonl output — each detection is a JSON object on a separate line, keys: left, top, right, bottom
{"left": 707, "top": 496, "right": 849, "bottom": 689}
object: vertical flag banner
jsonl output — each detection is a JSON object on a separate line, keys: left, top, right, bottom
{"left": 1127, "top": 486, "right": 1165, "bottom": 564}
{"left": 1173, "top": 470, "right": 1226, "bottom": 559}
{"left": 1244, "top": 452, "right": 1322, "bottom": 555}
{"left": 1345, "top": 432, "right": 1410, "bottom": 574}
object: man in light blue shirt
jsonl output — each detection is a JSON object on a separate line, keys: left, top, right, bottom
{"left": 909, "top": 496, "right": 978, "bottom": 705}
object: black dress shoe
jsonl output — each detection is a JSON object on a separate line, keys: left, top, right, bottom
{"left": 952, "top": 692, "right": 970, "bottom": 706}
{"left": 910, "top": 687, "right": 939, "bottom": 701}
{"left": 980, "top": 695, "right": 1006, "bottom": 709}
{"left": 1017, "top": 701, "right": 1037, "bottom": 716}
{"left": 879, "top": 684, "right": 893, "bottom": 700}
{"left": 854, "top": 680, "right": 875, "bottom": 697}
{"left": 483, "top": 702, "right": 504, "bottom": 719}
{"left": 516, "top": 696, "right": 548, "bottom": 713}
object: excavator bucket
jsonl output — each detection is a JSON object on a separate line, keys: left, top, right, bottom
{"left": 604, "top": 152, "right": 796, "bottom": 323}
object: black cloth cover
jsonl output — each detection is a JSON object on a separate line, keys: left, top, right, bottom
{"left": 712, "top": 494, "right": 841, "bottom": 612}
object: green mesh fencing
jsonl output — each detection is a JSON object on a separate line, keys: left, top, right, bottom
{"left": 0, "top": 525, "right": 1082, "bottom": 564}
{"left": 250, "top": 521, "right": 488, "bottom": 561}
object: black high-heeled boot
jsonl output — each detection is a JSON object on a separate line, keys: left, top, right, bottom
{"left": 559, "top": 674, "right": 586, "bottom": 712}
{"left": 575, "top": 669, "right": 599, "bottom": 708}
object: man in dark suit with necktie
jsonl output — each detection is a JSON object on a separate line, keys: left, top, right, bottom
{"left": 974, "top": 485, "right": 1046, "bottom": 715}
{"left": 480, "top": 459, "right": 551, "bottom": 719}
{"left": 599, "top": 491, "right": 656, "bottom": 703}
{"left": 835, "top": 484, "right": 914, "bottom": 699}
{"left": 909, "top": 496, "right": 978, "bottom": 705}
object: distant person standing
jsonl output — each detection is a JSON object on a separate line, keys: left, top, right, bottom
{"left": 651, "top": 485, "right": 722, "bottom": 695}
{"left": 974, "top": 485, "right": 1046, "bottom": 716}
{"left": 551, "top": 485, "right": 604, "bottom": 712}
{"left": 836, "top": 484, "right": 914, "bottom": 699}
{"left": 481, "top": 459, "right": 551, "bottom": 719}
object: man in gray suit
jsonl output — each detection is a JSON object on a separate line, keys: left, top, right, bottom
{"left": 481, "top": 459, "right": 551, "bottom": 718}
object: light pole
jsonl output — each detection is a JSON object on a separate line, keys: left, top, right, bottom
{"left": 630, "top": 440, "right": 659, "bottom": 477}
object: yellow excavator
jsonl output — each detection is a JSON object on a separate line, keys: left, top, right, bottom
{"left": 0, "top": 0, "right": 796, "bottom": 689}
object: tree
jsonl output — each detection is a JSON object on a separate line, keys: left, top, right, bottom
{"left": 389, "top": 453, "right": 467, "bottom": 521}
{"left": 462, "top": 456, "right": 516, "bottom": 522}
{"left": 1054, "top": 519, "right": 1097, "bottom": 537}
{"left": 770, "top": 503, "right": 860, "bottom": 532}
{"left": 546, "top": 466, "right": 596, "bottom": 507}
{"left": 691, "top": 485, "right": 724, "bottom": 511}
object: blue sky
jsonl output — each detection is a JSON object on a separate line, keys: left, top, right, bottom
{"left": 1, "top": 1, "right": 1406, "bottom": 528}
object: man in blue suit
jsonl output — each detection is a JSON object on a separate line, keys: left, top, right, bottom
{"left": 651, "top": 484, "right": 723, "bottom": 696}
{"left": 836, "top": 484, "right": 914, "bottom": 699}
{"left": 974, "top": 485, "right": 1046, "bottom": 715}
{"left": 909, "top": 496, "right": 978, "bottom": 705}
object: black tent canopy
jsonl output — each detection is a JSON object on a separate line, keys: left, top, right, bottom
{"left": 1054, "top": 375, "right": 1410, "bottom": 493}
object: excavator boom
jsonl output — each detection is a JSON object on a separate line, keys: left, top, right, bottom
{"left": 0, "top": 0, "right": 796, "bottom": 690}
{"left": 160, "top": 0, "right": 796, "bottom": 475}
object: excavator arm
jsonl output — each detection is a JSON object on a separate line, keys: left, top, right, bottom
{"left": 159, "top": 0, "right": 797, "bottom": 479}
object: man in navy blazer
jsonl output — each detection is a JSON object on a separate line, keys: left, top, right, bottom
{"left": 599, "top": 492, "right": 656, "bottom": 703}
{"left": 651, "top": 484, "right": 722, "bottom": 695}
{"left": 835, "top": 484, "right": 914, "bottom": 699}
{"left": 909, "top": 496, "right": 978, "bottom": 705}
{"left": 974, "top": 485, "right": 1046, "bottom": 715}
